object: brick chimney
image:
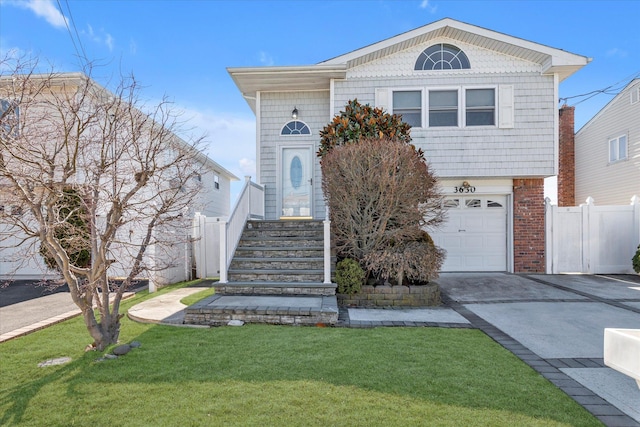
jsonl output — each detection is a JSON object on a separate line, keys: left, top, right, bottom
{"left": 558, "top": 105, "right": 575, "bottom": 207}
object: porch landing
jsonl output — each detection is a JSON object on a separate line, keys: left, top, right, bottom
{"left": 184, "top": 294, "right": 338, "bottom": 326}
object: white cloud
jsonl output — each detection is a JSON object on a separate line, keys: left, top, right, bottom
{"left": 419, "top": 0, "right": 438, "bottom": 13}
{"left": 15, "top": 0, "right": 68, "bottom": 29}
{"left": 259, "top": 51, "right": 274, "bottom": 66}
{"left": 606, "top": 47, "right": 628, "bottom": 58}
{"left": 81, "top": 24, "right": 115, "bottom": 52}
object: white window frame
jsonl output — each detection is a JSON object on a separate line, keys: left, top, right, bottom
{"left": 608, "top": 134, "right": 628, "bottom": 163}
{"left": 377, "top": 85, "right": 511, "bottom": 129}
{"left": 391, "top": 88, "right": 424, "bottom": 128}
{"left": 463, "top": 86, "right": 497, "bottom": 127}
{"left": 214, "top": 174, "right": 220, "bottom": 190}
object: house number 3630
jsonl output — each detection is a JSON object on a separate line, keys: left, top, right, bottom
{"left": 454, "top": 186, "right": 476, "bottom": 193}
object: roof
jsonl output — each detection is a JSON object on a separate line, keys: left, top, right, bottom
{"left": 228, "top": 18, "right": 590, "bottom": 113}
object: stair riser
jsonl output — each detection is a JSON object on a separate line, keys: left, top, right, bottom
{"left": 246, "top": 221, "right": 323, "bottom": 230}
{"left": 238, "top": 239, "right": 322, "bottom": 248}
{"left": 228, "top": 273, "right": 324, "bottom": 282}
{"left": 214, "top": 285, "right": 335, "bottom": 296}
{"left": 234, "top": 249, "right": 324, "bottom": 258}
{"left": 230, "top": 260, "right": 324, "bottom": 270}
{"left": 242, "top": 229, "right": 323, "bottom": 239}
{"left": 184, "top": 311, "right": 338, "bottom": 326}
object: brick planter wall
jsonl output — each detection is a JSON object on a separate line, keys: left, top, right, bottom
{"left": 513, "top": 178, "right": 545, "bottom": 273}
{"left": 337, "top": 283, "right": 441, "bottom": 307}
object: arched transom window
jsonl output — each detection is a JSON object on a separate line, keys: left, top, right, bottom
{"left": 415, "top": 43, "right": 470, "bottom": 70}
{"left": 281, "top": 120, "right": 311, "bottom": 135}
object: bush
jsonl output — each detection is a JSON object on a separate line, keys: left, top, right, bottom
{"left": 633, "top": 244, "right": 640, "bottom": 274}
{"left": 335, "top": 258, "right": 365, "bottom": 295}
{"left": 364, "top": 231, "right": 445, "bottom": 285}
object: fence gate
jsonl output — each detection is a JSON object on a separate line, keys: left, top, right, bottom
{"left": 546, "top": 196, "right": 640, "bottom": 274}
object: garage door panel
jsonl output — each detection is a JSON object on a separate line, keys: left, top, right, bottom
{"left": 430, "top": 195, "right": 507, "bottom": 272}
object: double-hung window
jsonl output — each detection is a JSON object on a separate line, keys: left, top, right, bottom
{"left": 429, "top": 90, "right": 458, "bottom": 127}
{"left": 214, "top": 174, "right": 220, "bottom": 190}
{"left": 465, "top": 89, "right": 495, "bottom": 126}
{"left": 0, "top": 99, "right": 19, "bottom": 137}
{"left": 609, "top": 135, "right": 627, "bottom": 163}
{"left": 392, "top": 90, "right": 422, "bottom": 128}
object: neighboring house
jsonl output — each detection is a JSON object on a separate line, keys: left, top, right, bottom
{"left": 228, "top": 18, "right": 589, "bottom": 273}
{"left": 0, "top": 73, "right": 238, "bottom": 285}
{"left": 571, "top": 79, "right": 640, "bottom": 205}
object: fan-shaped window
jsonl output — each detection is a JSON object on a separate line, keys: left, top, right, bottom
{"left": 415, "top": 44, "right": 470, "bottom": 71}
{"left": 281, "top": 120, "right": 311, "bottom": 135}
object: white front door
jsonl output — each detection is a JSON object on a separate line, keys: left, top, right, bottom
{"left": 280, "top": 146, "right": 313, "bottom": 219}
{"left": 431, "top": 196, "right": 508, "bottom": 271}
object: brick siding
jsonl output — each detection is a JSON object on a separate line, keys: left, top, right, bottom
{"left": 513, "top": 178, "right": 545, "bottom": 272}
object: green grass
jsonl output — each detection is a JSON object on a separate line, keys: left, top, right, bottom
{"left": 180, "top": 287, "right": 216, "bottom": 306}
{"left": 0, "top": 285, "right": 602, "bottom": 427}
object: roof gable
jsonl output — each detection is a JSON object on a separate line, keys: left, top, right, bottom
{"left": 320, "top": 18, "right": 588, "bottom": 81}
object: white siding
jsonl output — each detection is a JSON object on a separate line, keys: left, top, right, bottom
{"left": 575, "top": 81, "right": 640, "bottom": 205}
{"left": 259, "top": 91, "right": 330, "bottom": 220}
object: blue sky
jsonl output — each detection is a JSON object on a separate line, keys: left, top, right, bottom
{"left": 1, "top": 0, "right": 639, "bottom": 202}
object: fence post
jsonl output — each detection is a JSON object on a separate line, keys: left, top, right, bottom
{"left": 632, "top": 195, "right": 640, "bottom": 250}
{"left": 219, "top": 219, "right": 228, "bottom": 283}
{"left": 581, "top": 197, "right": 595, "bottom": 274}
{"left": 544, "top": 198, "right": 553, "bottom": 274}
{"left": 323, "top": 206, "right": 331, "bottom": 284}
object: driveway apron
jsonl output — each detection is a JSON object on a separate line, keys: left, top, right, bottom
{"left": 437, "top": 272, "right": 640, "bottom": 427}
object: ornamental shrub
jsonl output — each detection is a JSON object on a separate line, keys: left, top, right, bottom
{"left": 335, "top": 258, "right": 365, "bottom": 295}
{"left": 633, "top": 244, "right": 640, "bottom": 274}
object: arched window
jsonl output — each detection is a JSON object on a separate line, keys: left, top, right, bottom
{"left": 281, "top": 120, "right": 311, "bottom": 135}
{"left": 414, "top": 43, "right": 470, "bottom": 71}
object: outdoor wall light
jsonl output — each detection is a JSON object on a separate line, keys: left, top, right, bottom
{"left": 462, "top": 181, "right": 471, "bottom": 189}
{"left": 291, "top": 107, "right": 298, "bottom": 119}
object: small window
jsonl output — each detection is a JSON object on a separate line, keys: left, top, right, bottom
{"left": 609, "top": 135, "right": 627, "bottom": 163}
{"left": 466, "top": 89, "right": 495, "bottom": 126}
{"left": 393, "top": 90, "right": 421, "bottom": 127}
{"left": 429, "top": 90, "right": 458, "bottom": 127}
{"left": 1, "top": 99, "right": 19, "bottom": 137}
{"left": 487, "top": 200, "right": 503, "bottom": 208}
{"left": 443, "top": 199, "right": 460, "bottom": 209}
{"left": 281, "top": 120, "right": 311, "bottom": 135}
{"left": 465, "top": 199, "right": 481, "bottom": 208}
{"left": 415, "top": 44, "right": 470, "bottom": 70}
{"left": 214, "top": 174, "right": 220, "bottom": 190}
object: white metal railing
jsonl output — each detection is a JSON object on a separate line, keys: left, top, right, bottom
{"left": 219, "top": 176, "right": 265, "bottom": 283}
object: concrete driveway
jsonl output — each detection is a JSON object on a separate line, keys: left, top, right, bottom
{"left": 436, "top": 272, "right": 640, "bottom": 426}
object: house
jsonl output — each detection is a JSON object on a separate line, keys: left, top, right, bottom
{"left": 570, "top": 79, "right": 640, "bottom": 205}
{"left": 228, "top": 18, "right": 589, "bottom": 274}
{"left": 0, "top": 72, "right": 238, "bottom": 286}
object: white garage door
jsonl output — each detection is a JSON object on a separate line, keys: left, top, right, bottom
{"left": 430, "top": 195, "right": 508, "bottom": 272}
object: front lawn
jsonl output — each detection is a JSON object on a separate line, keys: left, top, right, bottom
{"left": 0, "top": 286, "right": 601, "bottom": 426}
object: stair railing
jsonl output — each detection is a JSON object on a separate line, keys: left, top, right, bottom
{"left": 323, "top": 206, "right": 331, "bottom": 284}
{"left": 219, "top": 176, "right": 265, "bottom": 283}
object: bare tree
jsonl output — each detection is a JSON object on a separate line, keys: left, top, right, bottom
{"left": 0, "top": 58, "right": 206, "bottom": 350}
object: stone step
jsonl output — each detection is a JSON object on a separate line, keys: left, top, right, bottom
{"left": 184, "top": 294, "right": 339, "bottom": 326}
{"left": 246, "top": 220, "right": 324, "bottom": 230}
{"left": 237, "top": 237, "right": 322, "bottom": 248}
{"left": 234, "top": 247, "right": 324, "bottom": 257}
{"left": 241, "top": 228, "right": 323, "bottom": 239}
{"left": 214, "top": 281, "right": 336, "bottom": 296}
{"left": 228, "top": 270, "right": 325, "bottom": 283}
{"left": 230, "top": 257, "right": 324, "bottom": 270}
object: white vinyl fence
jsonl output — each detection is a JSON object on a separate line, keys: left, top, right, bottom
{"left": 192, "top": 177, "right": 265, "bottom": 281}
{"left": 546, "top": 196, "right": 640, "bottom": 274}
